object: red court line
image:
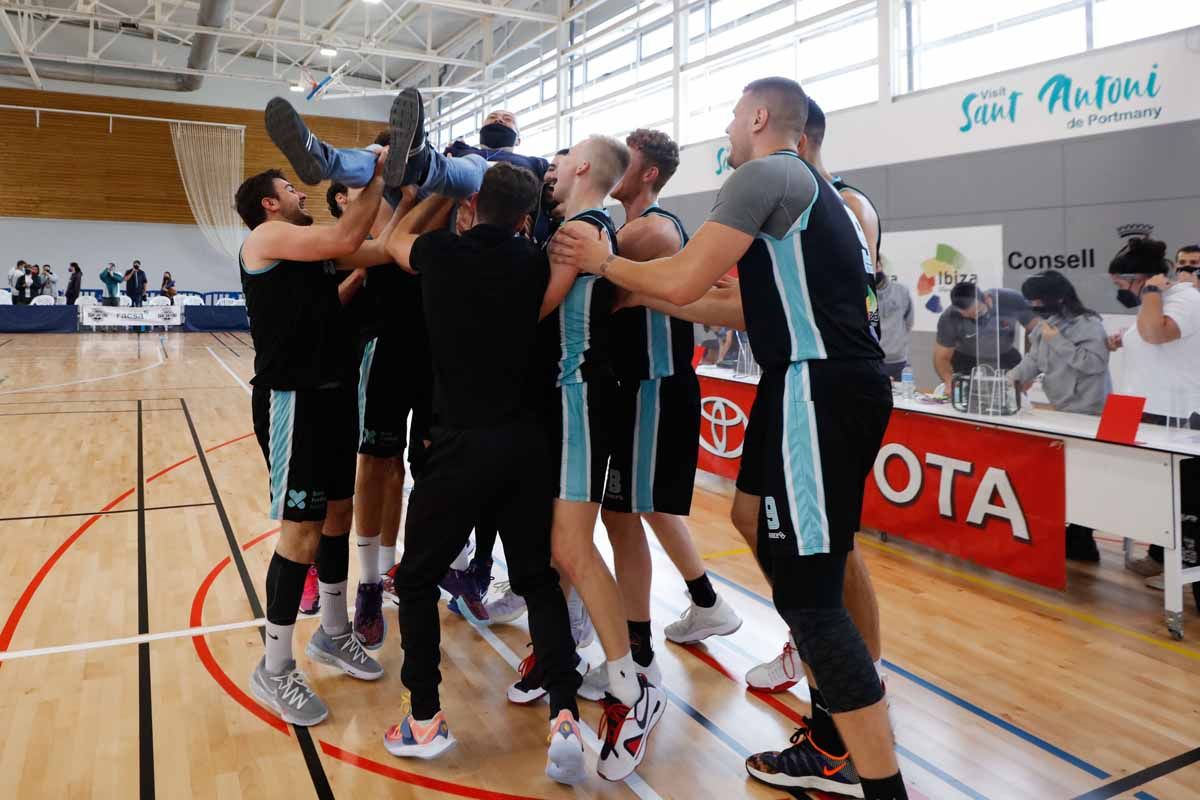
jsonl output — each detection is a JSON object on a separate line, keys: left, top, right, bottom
{"left": 145, "top": 432, "right": 254, "bottom": 484}
{"left": 319, "top": 742, "right": 543, "bottom": 800}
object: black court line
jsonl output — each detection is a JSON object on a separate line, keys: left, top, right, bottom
{"left": 210, "top": 332, "right": 239, "bottom": 358}
{"left": 1072, "top": 747, "right": 1200, "bottom": 799}
{"left": 136, "top": 401, "right": 155, "bottom": 799}
{"left": 0, "top": 502, "right": 216, "bottom": 523}
{"left": 228, "top": 332, "right": 254, "bottom": 350}
{"left": 158, "top": 336, "right": 168, "bottom": 361}
{"left": 180, "top": 399, "right": 334, "bottom": 799}
{"left": 0, "top": 339, "right": 12, "bottom": 349}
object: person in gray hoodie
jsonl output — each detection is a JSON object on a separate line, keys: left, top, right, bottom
{"left": 875, "top": 262, "right": 914, "bottom": 380}
{"left": 1013, "top": 270, "right": 1111, "bottom": 561}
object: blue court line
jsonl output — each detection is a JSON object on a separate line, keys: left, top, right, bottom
{"left": 693, "top": 558, "right": 1159, "bottom": 800}
{"left": 650, "top": 590, "right": 988, "bottom": 800}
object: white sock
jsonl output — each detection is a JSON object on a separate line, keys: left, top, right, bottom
{"left": 449, "top": 537, "right": 474, "bottom": 571}
{"left": 377, "top": 544, "right": 396, "bottom": 575}
{"left": 319, "top": 580, "right": 350, "bottom": 635}
{"left": 357, "top": 534, "right": 381, "bottom": 583}
{"left": 264, "top": 622, "right": 295, "bottom": 673}
{"left": 607, "top": 652, "right": 641, "bottom": 706}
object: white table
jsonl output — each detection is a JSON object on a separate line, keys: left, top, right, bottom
{"left": 696, "top": 364, "right": 1200, "bottom": 638}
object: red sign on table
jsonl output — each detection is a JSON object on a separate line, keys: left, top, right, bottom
{"left": 862, "top": 410, "right": 1067, "bottom": 589}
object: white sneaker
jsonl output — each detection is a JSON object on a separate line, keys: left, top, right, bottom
{"left": 597, "top": 675, "right": 667, "bottom": 781}
{"left": 567, "top": 589, "right": 594, "bottom": 648}
{"left": 578, "top": 654, "right": 662, "bottom": 701}
{"left": 485, "top": 580, "right": 528, "bottom": 624}
{"left": 746, "top": 637, "right": 805, "bottom": 695}
{"left": 664, "top": 595, "right": 743, "bottom": 644}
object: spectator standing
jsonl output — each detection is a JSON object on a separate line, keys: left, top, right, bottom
{"left": 65, "top": 263, "right": 82, "bottom": 305}
{"left": 161, "top": 271, "right": 177, "bottom": 304}
{"left": 933, "top": 283, "right": 1033, "bottom": 390}
{"left": 1012, "top": 271, "right": 1112, "bottom": 562}
{"left": 1175, "top": 244, "right": 1200, "bottom": 288}
{"left": 99, "top": 263, "right": 123, "bottom": 306}
{"left": 1108, "top": 237, "right": 1200, "bottom": 580}
{"left": 876, "top": 264, "right": 914, "bottom": 380}
{"left": 16, "top": 266, "right": 43, "bottom": 304}
{"left": 8, "top": 260, "right": 26, "bottom": 294}
{"left": 124, "top": 260, "right": 148, "bottom": 307}
{"left": 40, "top": 265, "right": 57, "bottom": 299}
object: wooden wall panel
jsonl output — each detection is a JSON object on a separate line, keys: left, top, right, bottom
{"left": 0, "top": 88, "right": 385, "bottom": 226}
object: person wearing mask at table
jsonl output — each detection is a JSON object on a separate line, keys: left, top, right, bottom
{"left": 875, "top": 257, "right": 914, "bottom": 381}
{"left": 124, "top": 260, "right": 148, "bottom": 307}
{"left": 40, "top": 264, "right": 57, "bottom": 299}
{"left": 1012, "top": 271, "right": 1112, "bottom": 562}
{"left": 8, "top": 260, "right": 26, "bottom": 295}
{"left": 1108, "top": 237, "right": 1200, "bottom": 581}
{"left": 1175, "top": 244, "right": 1200, "bottom": 289}
{"left": 65, "top": 263, "right": 82, "bottom": 305}
{"left": 99, "top": 263, "right": 123, "bottom": 307}
{"left": 161, "top": 271, "right": 177, "bottom": 304}
{"left": 933, "top": 282, "right": 1033, "bottom": 391}
{"left": 17, "top": 265, "right": 44, "bottom": 304}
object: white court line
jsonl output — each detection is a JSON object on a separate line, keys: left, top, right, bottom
{"left": 471, "top": 619, "right": 665, "bottom": 800}
{"left": 206, "top": 346, "right": 252, "bottom": 396}
{"left": 0, "top": 618, "right": 265, "bottom": 661}
{"left": 0, "top": 347, "right": 165, "bottom": 396}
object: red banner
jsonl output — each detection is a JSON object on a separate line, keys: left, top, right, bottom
{"left": 862, "top": 410, "right": 1066, "bottom": 589}
{"left": 697, "top": 375, "right": 758, "bottom": 481}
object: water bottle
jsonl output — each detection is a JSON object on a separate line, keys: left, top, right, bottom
{"left": 901, "top": 366, "right": 915, "bottom": 400}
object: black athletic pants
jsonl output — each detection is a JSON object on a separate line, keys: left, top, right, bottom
{"left": 395, "top": 419, "right": 581, "bottom": 721}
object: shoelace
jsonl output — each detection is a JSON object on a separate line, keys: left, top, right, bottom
{"left": 493, "top": 579, "right": 512, "bottom": 596}
{"left": 274, "top": 669, "right": 313, "bottom": 710}
{"left": 517, "top": 645, "right": 537, "bottom": 678}
{"left": 336, "top": 630, "right": 372, "bottom": 665}
{"left": 778, "top": 641, "right": 798, "bottom": 681}
{"left": 597, "top": 700, "right": 630, "bottom": 751}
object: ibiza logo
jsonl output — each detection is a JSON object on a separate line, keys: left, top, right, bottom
{"left": 699, "top": 396, "right": 748, "bottom": 458}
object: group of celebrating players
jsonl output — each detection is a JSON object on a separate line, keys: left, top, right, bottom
{"left": 232, "top": 75, "right": 907, "bottom": 799}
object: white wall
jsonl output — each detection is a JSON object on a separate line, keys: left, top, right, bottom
{"left": 0, "top": 217, "right": 244, "bottom": 293}
{"left": 664, "top": 26, "right": 1200, "bottom": 199}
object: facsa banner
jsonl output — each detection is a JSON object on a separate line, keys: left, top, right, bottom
{"left": 879, "top": 225, "right": 1004, "bottom": 333}
{"left": 862, "top": 410, "right": 1066, "bottom": 590}
{"left": 80, "top": 305, "right": 184, "bottom": 327}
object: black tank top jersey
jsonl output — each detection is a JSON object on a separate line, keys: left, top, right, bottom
{"left": 539, "top": 208, "right": 618, "bottom": 386}
{"left": 831, "top": 175, "right": 884, "bottom": 341}
{"left": 737, "top": 153, "right": 883, "bottom": 368}
{"left": 239, "top": 248, "right": 353, "bottom": 390}
{"left": 831, "top": 177, "right": 882, "bottom": 259}
{"left": 610, "top": 205, "right": 696, "bottom": 380}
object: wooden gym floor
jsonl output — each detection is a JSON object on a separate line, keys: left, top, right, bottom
{"left": 0, "top": 333, "right": 1196, "bottom": 800}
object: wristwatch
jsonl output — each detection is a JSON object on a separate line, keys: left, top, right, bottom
{"left": 1143, "top": 285, "right": 1162, "bottom": 294}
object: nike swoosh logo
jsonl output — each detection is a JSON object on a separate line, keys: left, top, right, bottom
{"left": 325, "top": 591, "right": 342, "bottom": 597}
{"left": 823, "top": 762, "right": 848, "bottom": 777}
{"left": 357, "top": 542, "right": 371, "bottom": 547}
{"left": 267, "top": 633, "right": 278, "bottom": 640}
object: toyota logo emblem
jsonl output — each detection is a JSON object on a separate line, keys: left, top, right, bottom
{"left": 699, "top": 396, "right": 748, "bottom": 458}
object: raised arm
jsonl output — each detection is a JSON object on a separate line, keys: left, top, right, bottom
{"left": 1135, "top": 275, "right": 1183, "bottom": 344}
{"left": 383, "top": 195, "right": 456, "bottom": 271}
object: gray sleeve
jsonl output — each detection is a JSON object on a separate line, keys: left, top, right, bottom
{"left": 707, "top": 157, "right": 813, "bottom": 237}
{"left": 936, "top": 311, "right": 960, "bottom": 348}
{"left": 994, "top": 288, "right": 1034, "bottom": 327}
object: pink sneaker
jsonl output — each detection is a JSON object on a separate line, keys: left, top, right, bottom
{"left": 299, "top": 565, "right": 320, "bottom": 615}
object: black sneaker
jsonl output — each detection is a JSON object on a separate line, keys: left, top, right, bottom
{"left": 1066, "top": 524, "right": 1100, "bottom": 563}
{"left": 507, "top": 645, "right": 585, "bottom": 705}
{"left": 746, "top": 725, "right": 863, "bottom": 797}
{"left": 384, "top": 88, "right": 428, "bottom": 187}
{"left": 264, "top": 97, "right": 324, "bottom": 185}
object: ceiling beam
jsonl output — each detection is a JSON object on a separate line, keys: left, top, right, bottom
{"left": 0, "top": 10, "right": 43, "bottom": 88}
{"left": 414, "top": 0, "right": 555, "bottom": 24}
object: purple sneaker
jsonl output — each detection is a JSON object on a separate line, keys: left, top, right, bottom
{"left": 439, "top": 564, "right": 490, "bottom": 625}
{"left": 353, "top": 581, "right": 386, "bottom": 651}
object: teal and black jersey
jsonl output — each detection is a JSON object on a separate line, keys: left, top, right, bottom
{"left": 832, "top": 175, "right": 883, "bottom": 340}
{"left": 239, "top": 247, "right": 352, "bottom": 390}
{"left": 540, "top": 208, "right": 618, "bottom": 386}
{"left": 610, "top": 205, "right": 696, "bottom": 380}
{"left": 707, "top": 151, "right": 882, "bottom": 368}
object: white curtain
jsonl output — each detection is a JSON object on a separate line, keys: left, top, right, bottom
{"left": 169, "top": 122, "right": 245, "bottom": 259}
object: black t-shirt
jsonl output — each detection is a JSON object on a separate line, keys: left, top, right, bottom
{"left": 410, "top": 224, "right": 550, "bottom": 429}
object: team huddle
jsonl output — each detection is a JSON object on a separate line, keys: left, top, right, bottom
{"left": 233, "top": 76, "right": 908, "bottom": 799}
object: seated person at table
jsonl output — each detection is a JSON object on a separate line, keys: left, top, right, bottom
{"left": 933, "top": 282, "right": 1033, "bottom": 390}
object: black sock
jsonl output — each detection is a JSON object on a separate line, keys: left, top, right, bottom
{"left": 265, "top": 552, "right": 310, "bottom": 625}
{"left": 315, "top": 532, "right": 350, "bottom": 583}
{"left": 807, "top": 686, "right": 848, "bottom": 755}
{"left": 685, "top": 573, "right": 718, "bottom": 608}
{"left": 628, "top": 620, "right": 653, "bottom": 667}
{"left": 861, "top": 772, "right": 908, "bottom": 800}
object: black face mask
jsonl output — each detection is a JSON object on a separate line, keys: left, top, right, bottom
{"left": 1116, "top": 289, "right": 1141, "bottom": 308}
{"left": 479, "top": 123, "right": 518, "bottom": 149}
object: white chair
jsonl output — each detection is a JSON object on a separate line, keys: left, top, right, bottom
{"left": 216, "top": 297, "right": 246, "bottom": 307}
{"left": 0, "top": 290, "right": 10, "bottom": 305}
{"left": 147, "top": 296, "right": 171, "bottom": 306}
{"left": 76, "top": 295, "right": 98, "bottom": 307}
{"left": 118, "top": 295, "right": 132, "bottom": 307}
{"left": 30, "top": 295, "right": 55, "bottom": 306}
{"left": 180, "top": 294, "right": 204, "bottom": 306}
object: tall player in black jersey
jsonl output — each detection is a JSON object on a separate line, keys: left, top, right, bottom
{"left": 599, "top": 129, "right": 743, "bottom": 679}
{"left": 235, "top": 155, "right": 406, "bottom": 727}
{"left": 551, "top": 78, "right": 906, "bottom": 800}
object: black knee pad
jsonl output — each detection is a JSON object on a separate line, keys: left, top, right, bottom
{"left": 786, "top": 607, "right": 883, "bottom": 713}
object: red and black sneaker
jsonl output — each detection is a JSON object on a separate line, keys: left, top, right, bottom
{"left": 596, "top": 674, "right": 667, "bottom": 781}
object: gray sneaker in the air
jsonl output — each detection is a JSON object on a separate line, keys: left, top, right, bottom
{"left": 305, "top": 625, "right": 384, "bottom": 680}
{"left": 250, "top": 657, "right": 329, "bottom": 726}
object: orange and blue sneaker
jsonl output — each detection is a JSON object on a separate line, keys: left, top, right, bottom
{"left": 745, "top": 723, "right": 863, "bottom": 797}
{"left": 383, "top": 707, "right": 456, "bottom": 760}
{"left": 546, "top": 709, "right": 585, "bottom": 785}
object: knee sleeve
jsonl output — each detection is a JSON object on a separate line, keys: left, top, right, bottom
{"left": 315, "top": 532, "right": 350, "bottom": 584}
{"left": 785, "top": 607, "right": 883, "bottom": 714}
